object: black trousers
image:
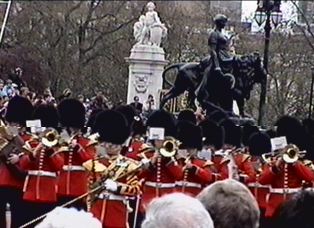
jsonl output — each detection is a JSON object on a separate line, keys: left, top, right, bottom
{"left": 0, "top": 187, "right": 26, "bottom": 228}
{"left": 23, "top": 201, "right": 56, "bottom": 228}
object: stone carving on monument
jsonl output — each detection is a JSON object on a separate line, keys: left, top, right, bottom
{"left": 126, "top": 1, "right": 168, "bottom": 106}
{"left": 133, "top": 2, "right": 167, "bottom": 47}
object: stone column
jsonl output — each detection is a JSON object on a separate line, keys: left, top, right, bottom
{"left": 125, "top": 44, "right": 168, "bottom": 107}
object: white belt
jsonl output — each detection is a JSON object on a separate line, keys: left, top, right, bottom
{"left": 176, "top": 181, "right": 202, "bottom": 188}
{"left": 247, "top": 183, "right": 270, "bottom": 189}
{"left": 270, "top": 188, "right": 300, "bottom": 194}
{"left": 28, "top": 170, "right": 57, "bottom": 178}
{"left": 97, "top": 192, "right": 126, "bottom": 201}
{"left": 63, "top": 165, "right": 85, "bottom": 171}
{"left": 145, "top": 181, "right": 175, "bottom": 188}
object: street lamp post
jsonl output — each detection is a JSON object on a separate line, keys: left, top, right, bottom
{"left": 254, "top": 0, "right": 282, "bottom": 127}
{"left": 309, "top": 67, "right": 314, "bottom": 119}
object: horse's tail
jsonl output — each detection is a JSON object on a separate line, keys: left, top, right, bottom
{"left": 162, "top": 63, "right": 185, "bottom": 88}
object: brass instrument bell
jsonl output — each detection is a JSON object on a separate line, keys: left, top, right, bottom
{"left": 41, "top": 129, "right": 59, "bottom": 148}
{"left": 159, "top": 137, "right": 180, "bottom": 158}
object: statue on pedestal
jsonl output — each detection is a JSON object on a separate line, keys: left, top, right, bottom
{"left": 133, "top": 1, "right": 167, "bottom": 47}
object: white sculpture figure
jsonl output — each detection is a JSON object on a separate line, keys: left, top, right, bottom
{"left": 133, "top": 1, "right": 167, "bottom": 46}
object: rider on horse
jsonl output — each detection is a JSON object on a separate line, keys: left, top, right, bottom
{"left": 198, "top": 14, "right": 236, "bottom": 113}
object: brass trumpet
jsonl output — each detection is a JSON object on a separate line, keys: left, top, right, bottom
{"left": 159, "top": 137, "right": 180, "bottom": 158}
{"left": 41, "top": 129, "right": 59, "bottom": 148}
{"left": 261, "top": 144, "right": 306, "bottom": 164}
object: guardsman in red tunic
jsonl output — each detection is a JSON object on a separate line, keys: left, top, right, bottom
{"left": 0, "top": 96, "right": 33, "bottom": 228}
{"left": 86, "top": 110, "right": 142, "bottom": 228}
{"left": 57, "top": 99, "right": 94, "bottom": 209}
{"left": 246, "top": 132, "right": 272, "bottom": 212}
{"left": 176, "top": 121, "right": 213, "bottom": 196}
{"left": 198, "top": 118, "right": 228, "bottom": 181}
{"left": 140, "top": 110, "right": 183, "bottom": 212}
{"left": 20, "top": 104, "right": 64, "bottom": 225}
{"left": 259, "top": 144, "right": 314, "bottom": 218}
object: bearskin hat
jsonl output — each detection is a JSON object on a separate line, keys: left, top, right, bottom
{"left": 132, "top": 116, "right": 146, "bottom": 137}
{"left": 303, "top": 118, "right": 314, "bottom": 137}
{"left": 33, "top": 104, "right": 59, "bottom": 128}
{"left": 177, "top": 121, "right": 202, "bottom": 150}
{"left": 95, "top": 110, "right": 130, "bottom": 145}
{"left": 265, "top": 129, "right": 277, "bottom": 139}
{"left": 57, "top": 99, "right": 85, "bottom": 129}
{"left": 275, "top": 116, "right": 307, "bottom": 150}
{"left": 199, "top": 118, "right": 225, "bottom": 149}
{"left": 177, "top": 109, "right": 197, "bottom": 125}
{"left": 146, "top": 109, "right": 176, "bottom": 137}
{"left": 114, "top": 105, "right": 136, "bottom": 128}
{"left": 86, "top": 109, "right": 103, "bottom": 130}
{"left": 242, "top": 123, "right": 259, "bottom": 146}
{"left": 5, "top": 96, "right": 33, "bottom": 126}
{"left": 248, "top": 132, "right": 271, "bottom": 156}
{"left": 221, "top": 119, "right": 242, "bottom": 148}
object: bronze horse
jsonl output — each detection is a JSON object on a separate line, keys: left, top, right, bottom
{"left": 160, "top": 52, "right": 267, "bottom": 117}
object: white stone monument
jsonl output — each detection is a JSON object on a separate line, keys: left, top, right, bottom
{"left": 125, "top": 1, "right": 168, "bottom": 106}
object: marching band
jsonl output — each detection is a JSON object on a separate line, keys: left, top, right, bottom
{"left": 0, "top": 96, "right": 313, "bottom": 228}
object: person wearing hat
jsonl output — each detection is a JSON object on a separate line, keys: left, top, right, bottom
{"left": 176, "top": 121, "right": 213, "bottom": 196}
{"left": 259, "top": 143, "right": 314, "bottom": 218}
{"left": 86, "top": 110, "right": 142, "bottom": 228}
{"left": 177, "top": 109, "right": 197, "bottom": 125}
{"left": 198, "top": 118, "right": 228, "bottom": 181}
{"left": 245, "top": 132, "right": 272, "bottom": 227}
{"left": 0, "top": 96, "right": 34, "bottom": 227}
{"left": 140, "top": 109, "right": 183, "bottom": 212}
{"left": 56, "top": 98, "right": 95, "bottom": 210}
{"left": 20, "top": 103, "right": 64, "bottom": 226}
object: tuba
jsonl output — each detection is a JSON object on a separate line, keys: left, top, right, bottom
{"left": 159, "top": 137, "right": 180, "bottom": 158}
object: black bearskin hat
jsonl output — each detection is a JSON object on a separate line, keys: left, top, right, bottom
{"left": 132, "top": 116, "right": 146, "bottom": 137}
{"left": 199, "top": 118, "right": 225, "bottom": 149}
{"left": 95, "top": 110, "right": 130, "bottom": 145}
{"left": 114, "top": 105, "right": 136, "bottom": 129}
{"left": 275, "top": 116, "right": 307, "bottom": 150}
{"left": 177, "top": 121, "right": 202, "bottom": 150}
{"left": 248, "top": 132, "right": 271, "bottom": 156}
{"left": 5, "top": 96, "right": 33, "bottom": 126}
{"left": 265, "top": 129, "right": 277, "bottom": 139}
{"left": 221, "top": 119, "right": 242, "bottom": 148}
{"left": 33, "top": 104, "right": 59, "bottom": 128}
{"left": 146, "top": 109, "right": 176, "bottom": 137}
{"left": 86, "top": 109, "right": 103, "bottom": 131}
{"left": 303, "top": 118, "right": 314, "bottom": 137}
{"left": 242, "top": 123, "right": 260, "bottom": 146}
{"left": 177, "top": 109, "right": 197, "bottom": 125}
{"left": 57, "top": 99, "right": 85, "bottom": 129}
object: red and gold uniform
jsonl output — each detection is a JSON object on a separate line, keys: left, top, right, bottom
{"left": 89, "top": 154, "right": 141, "bottom": 228}
{"left": 212, "top": 152, "right": 230, "bottom": 180}
{"left": 176, "top": 157, "right": 213, "bottom": 196}
{"left": 57, "top": 134, "right": 94, "bottom": 199}
{"left": 234, "top": 152, "right": 257, "bottom": 184}
{"left": 259, "top": 160, "right": 314, "bottom": 218}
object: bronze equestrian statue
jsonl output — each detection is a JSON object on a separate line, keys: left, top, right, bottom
{"left": 160, "top": 14, "right": 267, "bottom": 117}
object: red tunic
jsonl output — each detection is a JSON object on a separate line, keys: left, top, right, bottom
{"left": 21, "top": 143, "right": 64, "bottom": 203}
{"left": 212, "top": 155, "right": 230, "bottom": 180}
{"left": 234, "top": 153, "right": 257, "bottom": 184}
{"left": 57, "top": 136, "right": 94, "bottom": 197}
{"left": 0, "top": 133, "right": 32, "bottom": 189}
{"left": 259, "top": 161, "right": 314, "bottom": 217}
{"left": 176, "top": 158, "right": 213, "bottom": 196}
{"left": 90, "top": 154, "right": 141, "bottom": 228}
{"left": 126, "top": 140, "right": 144, "bottom": 161}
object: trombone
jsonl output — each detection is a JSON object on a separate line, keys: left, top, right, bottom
{"left": 159, "top": 136, "right": 180, "bottom": 158}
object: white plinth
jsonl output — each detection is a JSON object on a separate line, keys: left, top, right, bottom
{"left": 125, "top": 44, "right": 169, "bottom": 107}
